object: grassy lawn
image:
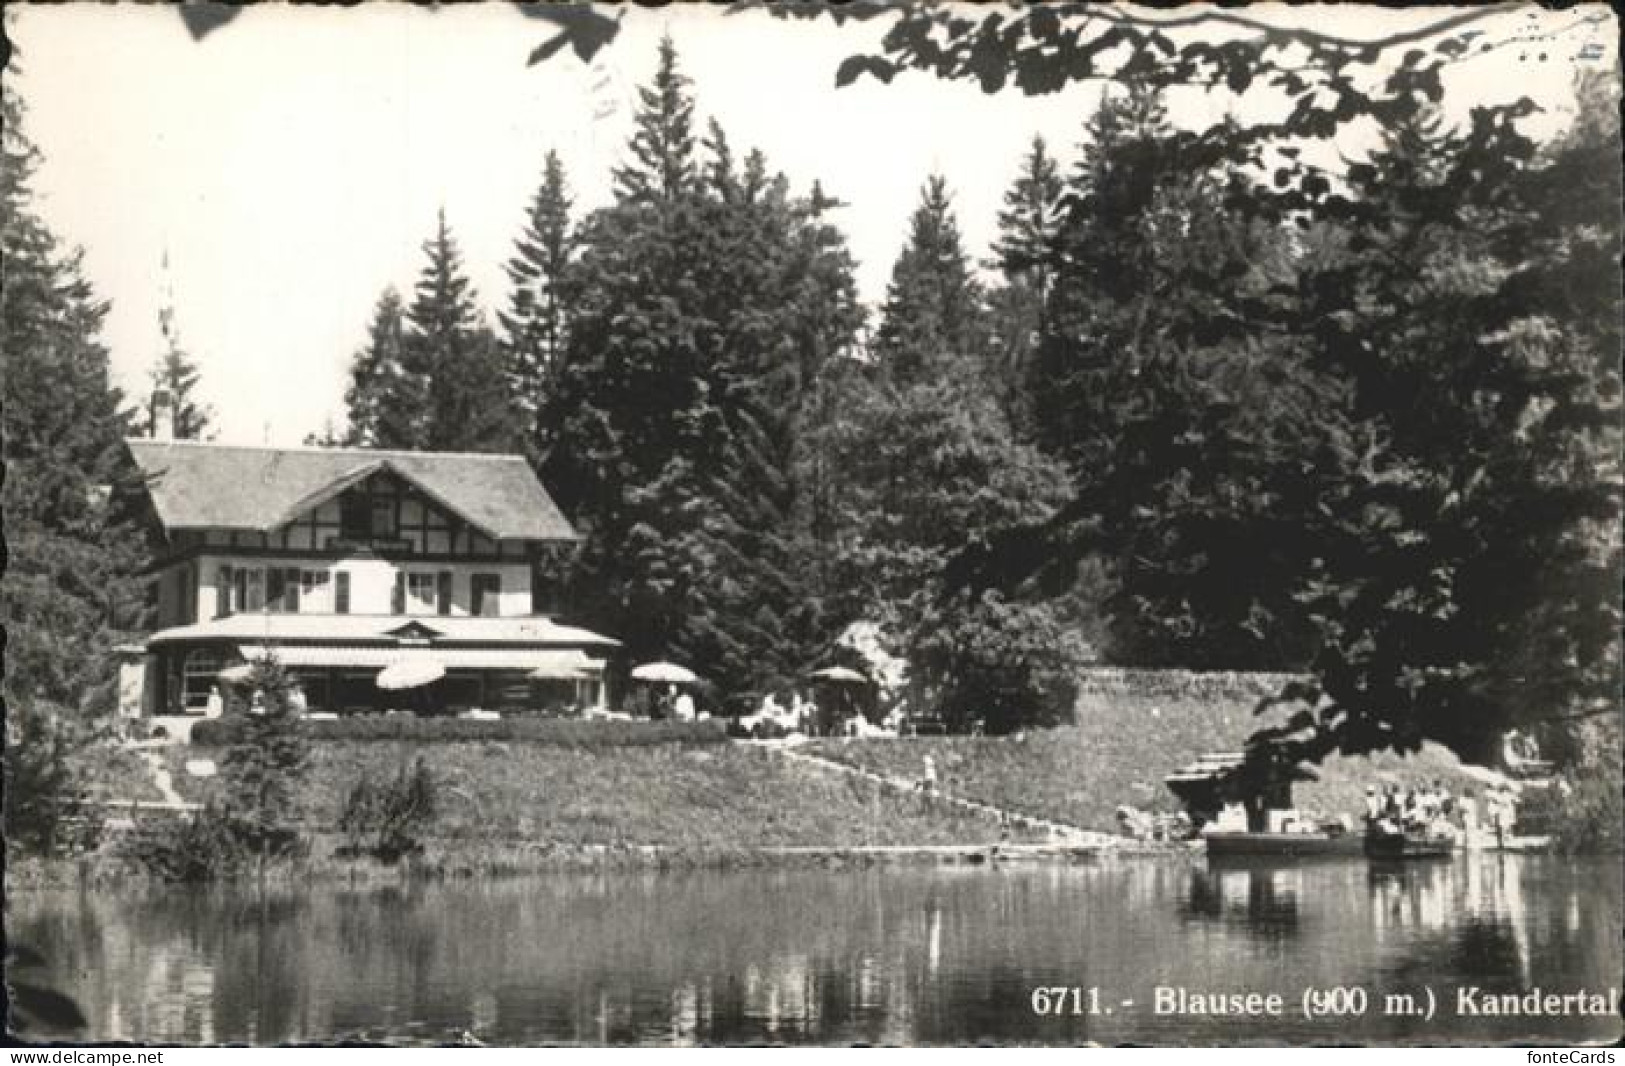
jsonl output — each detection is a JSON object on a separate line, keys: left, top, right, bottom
{"left": 807, "top": 686, "right": 1492, "bottom": 833}
{"left": 170, "top": 740, "right": 1042, "bottom": 849}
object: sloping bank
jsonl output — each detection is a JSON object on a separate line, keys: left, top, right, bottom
{"left": 130, "top": 720, "right": 1062, "bottom": 880}
{"left": 809, "top": 668, "right": 1498, "bottom": 833}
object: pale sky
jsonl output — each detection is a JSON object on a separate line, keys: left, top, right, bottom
{"left": 7, "top": 3, "right": 1615, "bottom": 445}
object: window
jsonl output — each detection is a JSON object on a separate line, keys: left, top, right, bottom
{"left": 300, "top": 569, "right": 329, "bottom": 612}
{"left": 340, "top": 495, "right": 371, "bottom": 540}
{"left": 237, "top": 568, "right": 265, "bottom": 612}
{"left": 371, "top": 498, "right": 397, "bottom": 537}
{"left": 471, "top": 573, "right": 502, "bottom": 617}
{"left": 335, "top": 571, "right": 351, "bottom": 614}
{"left": 181, "top": 648, "right": 227, "bottom": 712}
{"left": 406, "top": 572, "right": 437, "bottom": 614}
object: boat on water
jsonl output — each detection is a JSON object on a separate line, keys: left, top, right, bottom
{"left": 1204, "top": 830, "right": 1364, "bottom": 859}
{"left": 1363, "top": 826, "right": 1456, "bottom": 860}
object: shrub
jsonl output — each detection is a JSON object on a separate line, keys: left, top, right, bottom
{"left": 125, "top": 802, "right": 244, "bottom": 882}
{"left": 220, "top": 659, "right": 310, "bottom": 864}
{"left": 1545, "top": 716, "right": 1623, "bottom": 854}
{"left": 193, "top": 715, "right": 728, "bottom": 746}
{"left": 3, "top": 702, "right": 103, "bottom": 857}
{"left": 337, "top": 757, "right": 438, "bottom": 861}
{"left": 909, "top": 590, "right": 1088, "bottom": 735}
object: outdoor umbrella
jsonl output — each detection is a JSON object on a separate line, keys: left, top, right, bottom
{"left": 630, "top": 661, "right": 699, "bottom": 685}
{"left": 217, "top": 663, "right": 254, "bottom": 683}
{"left": 377, "top": 660, "right": 446, "bottom": 691}
{"left": 808, "top": 666, "right": 867, "bottom": 684}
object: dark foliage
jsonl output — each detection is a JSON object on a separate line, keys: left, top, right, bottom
{"left": 2, "top": 88, "right": 152, "bottom": 721}
{"left": 540, "top": 39, "right": 865, "bottom": 695}
{"left": 337, "top": 756, "right": 438, "bottom": 861}
{"left": 2, "top": 703, "right": 103, "bottom": 858}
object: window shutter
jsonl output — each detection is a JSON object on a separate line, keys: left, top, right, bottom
{"left": 392, "top": 572, "right": 406, "bottom": 615}
{"left": 436, "top": 571, "right": 452, "bottom": 616}
{"left": 217, "top": 566, "right": 232, "bottom": 617}
{"left": 335, "top": 571, "right": 351, "bottom": 615}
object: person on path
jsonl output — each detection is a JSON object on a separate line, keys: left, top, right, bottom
{"left": 921, "top": 755, "right": 938, "bottom": 793}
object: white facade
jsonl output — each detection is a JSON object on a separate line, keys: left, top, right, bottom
{"left": 159, "top": 554, "right": 534, "bottom": 624}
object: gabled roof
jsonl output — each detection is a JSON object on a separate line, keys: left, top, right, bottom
{"left": 127, "top": 439, "right": 577, "bottom": 542}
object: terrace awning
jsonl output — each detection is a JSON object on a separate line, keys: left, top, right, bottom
{"left": 237, "top": 645, "right": 599, "bottom": 675}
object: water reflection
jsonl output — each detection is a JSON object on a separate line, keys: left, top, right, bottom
{"left": 9, "top": 857, "right": 1618, "bottom": 1045}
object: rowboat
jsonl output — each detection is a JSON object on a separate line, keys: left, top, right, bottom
{"left": 1204, "top": 831, "right": 1364, "bottom": 859}
{"left": 1363, "top": 826, "right": 1455, "bottom": 860}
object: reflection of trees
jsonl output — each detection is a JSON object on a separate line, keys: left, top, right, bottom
{"left": 11, "top": 857, "right": 1620, "bottom": 1044}
{"left": 1180, "top": 866, "right": 1302, "bottom": 937}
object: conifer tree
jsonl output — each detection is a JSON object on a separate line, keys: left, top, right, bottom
{"left": 612, "top": 34, "right": 696, "bottom": 204}
{"left": 341, "top": 287, "right": 418, "bottom": 448}
{"left": 499, "top": 149, "right": 575, "bottom": 457}
{"left": 872, "top": 175, "right": 986, "bottom": 386}
{"left": 406, "top": 212, "right": 520, "bottom": 452}
{"left": 146, "top": 346, "right": 214, "bottom": 439}
{"left": 1, "top": 86, "right": 151, "bottom": 719}
{"left": 987, "top": 135, "right": 1064, "bottom": 432}
{"left": 992, "top": 135, "right": 1064, "bottom": 296}
{"left": 542, "top": 40, "right": 863, "bottom": 693}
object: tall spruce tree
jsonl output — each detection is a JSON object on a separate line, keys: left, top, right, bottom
{"left": 807, "top": 172, "right": 1087, "bottom": 731}
{"left": 341, "top": 287, "right": 418, "bottom": 447}
{"left": 612, "top": 34, "right": 696, "bottom": 204}
{"left": 499, "top": 149, "right": 576, "bottom": 460}
{"left": 984, "top": 137, "right": 1065, "bottom": 433}
{"left": 872, "top": 175, "right": 985, "bottom": 386}
{"left": 146, "top": 346, "right": 214, "bottom": 440}
{"left": 1, "top": 87, "right": 151, "bottom": 718}
{"left": 541, "top": 41, "right": 863, "bottom": 693}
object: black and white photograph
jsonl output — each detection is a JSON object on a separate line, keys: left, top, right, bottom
{"left": 3, "top": 0, "right": 1621, "bottom": 1048}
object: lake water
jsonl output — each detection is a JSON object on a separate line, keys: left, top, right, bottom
{"left": 10, "top": 855, "right": 1620, "bottom": 1045}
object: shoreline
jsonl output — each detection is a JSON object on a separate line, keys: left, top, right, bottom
{"left": 7, "top": 835, "right": 1192, "bottom": 891}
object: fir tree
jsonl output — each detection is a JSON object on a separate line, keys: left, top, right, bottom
{"left": 341, "top": 287, "right": 418, "bottom": 448}
{"left": 992, "top": 135, "right": 1064, "bottom": 295}
{"left": 1, "top": 85, "right": 151, "bottom": 720}
{"left": 146, "top": 346, "right": 214, "bottom": 439}
{"left": 987, "top": 135, "right": 1064, "bottom": 431}
{"left": 872, "top": 175, "right": 986, "bottom": 385}
{"left": 499, "top": 149, "right": 576, "bottom": 457}
{"left": 612, "top": 34, "right": 696, "bottom": 203}
{"left": 542, "top": 41, "right": 863, "bottom": 693}
{"left": 405, "top": 211, "right": 517, "bottom": 452}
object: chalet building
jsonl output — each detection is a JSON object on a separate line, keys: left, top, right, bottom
{"left": 123, "top": 415, "right": 617, "bottom": 730}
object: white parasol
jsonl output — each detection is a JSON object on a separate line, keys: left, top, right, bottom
{"left": 808, "top": 666, "right": 867, "bottom": 684}
{"left": 630, "top": 661, "right": 699, "bottom": 685}
{"left": 377, "top": 660, "right": 446, "bottom": 691}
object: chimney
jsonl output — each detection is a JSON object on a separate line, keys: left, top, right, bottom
{"left": 151, "top": 388, "right": 175, "bottom": 441}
